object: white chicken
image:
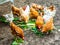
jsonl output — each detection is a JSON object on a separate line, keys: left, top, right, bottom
{"left": 43, "top": 5, "right": 56, "bottom": 23}
{"left": 3, "top": 12, "right": 14, "bottom": 23}
{"left": 44, "top": 5, "right": 56, "bottom": 17}
{"left": 20, "top": 5, "right": 30, "bottom": 23}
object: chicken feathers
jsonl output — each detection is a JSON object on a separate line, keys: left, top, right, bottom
{"left": 11, "top": 5, "right": 20, "bottom": 16}
{"left": 31, "top": 3, "right": 44, "bottom": 10}
{"left": 36, "top": 16, "right": 44, "bottom": 29}
{"left": 42, "top": 17, "right": 54, "bottom": 33}
{"left": 3, "top": 13, "right": 14, "bottom": 23}
{"left": 44, "top": 5, "right": 56, "bottom": 17}
{"left": 30, "top": 7, "right": 39, "bottom": 19}
{"left": 20, "top": 5, "right": 30, "bottom": 23}
{"left": 10, "top": 22, "right": 24, "bottom": 40}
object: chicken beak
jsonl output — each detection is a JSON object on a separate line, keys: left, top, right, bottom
{"left": 22, "top": 37, "right": 24, "bottom": 40}
{"left": 38, "top": 26, "right": 41, "bottom": 29}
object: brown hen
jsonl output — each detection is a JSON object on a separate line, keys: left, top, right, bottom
{"left": 30, "top": 7, "right": 39, "bottom": 19}
{"left": 11, "top": 5, "right": 20, "bottom": 16}
{"left": 42, "top": 17, "right": 54, "bottom": 33}
{"left": 10, "top": 22, "right": 24, "bottom": 40}
{"left": 36, "top": 16, "right": 44, "bottom": 29}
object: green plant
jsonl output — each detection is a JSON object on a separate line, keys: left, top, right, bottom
{"left": 11, "top": 37, "right": 24, "bottom": 45}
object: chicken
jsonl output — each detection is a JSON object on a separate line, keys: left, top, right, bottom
{"left": 31, "top": 3, "right": 44, "bottom": 10}
{"left": 30, "top": 7, "right": 39, "bottom": 19}
{"left": 19, "top": 5, "right": 30, "bottom": 23}
{"left": 35, "top": 16, "right": 44, "bottom": 29}
{"left": 44, "top": 5, "right": 56, "bottom": 17}
{"left": 42, "top": 17, "right": 54, "bottom": 33}
{"left": 11, "top": 5, "right": 20, "bottom": 16}
{"left": 43, "top": 5, "right": 56, "bottom": 23}
{"left": 30, "top": 3, "right": 44, "bottom": 16}
{"left": 10, "top": 22, "right": 24, "bottom": 40}
{"left": 3, "top": 13, "right": 14, "bottom": 23}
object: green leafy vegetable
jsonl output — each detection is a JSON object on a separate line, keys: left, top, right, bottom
{"left": 31, "top": 27, "right": 45, "bottom": 37}
{"left": 13, "top": 18, "right": 36, "bottom": 29}
{"left": 0, "top": 16, "right": 52, "bottom": 38}
{"left": 0, "top": 16, "right": 8, "bottom": 23}
{"left": 11, "top": 41, "right": 19, "bottom": 45}
{"left": 13, "top": 18, "right": 45, "bottom": 37}
{"left": 11, "top": 38, "right": 24, "bottom": 45}
{"left": 13, "top": 17, "right": 19, "bottom": 21}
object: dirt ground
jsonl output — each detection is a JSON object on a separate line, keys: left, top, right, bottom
{"left": 0, "top": 0, "right": 60, "bottom": 45}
